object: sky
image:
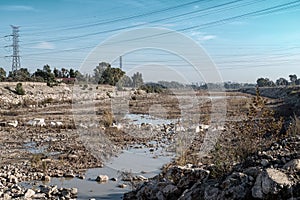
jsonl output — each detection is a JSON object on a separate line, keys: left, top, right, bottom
{"left": 0, "top": 0, "right": 300, "bottom": 83}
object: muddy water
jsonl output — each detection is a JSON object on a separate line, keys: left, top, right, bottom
{"left": 23, "top": 147, "right": 173, "bottom": 199}
{"left": 23, "top": 114, "right": 175, "bottom": 199}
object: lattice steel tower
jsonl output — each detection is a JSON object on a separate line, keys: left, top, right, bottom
{"left": 10, "top": 25, "right": 21, "bottom": 74}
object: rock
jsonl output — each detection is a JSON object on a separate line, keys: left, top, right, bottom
{"left": 33, "top": 193, "right": 46, "bottom": 198}
{"left": 264, "top": 168, "right": 291, "bottom": 188}
{"left": 156, "top": 191, "right": 165, "bottom": 200}
{"left": 41, "top": 175, "right": 51, "bottom": 182}
{"left": 77, "top": 174, "right": 85, "bottom": 179}
{"left": 24, "top": 189, "right": 35, "bottom": 198}
{"left": 64, "top": 172, "right": 75, "bottom": 178}
{"left": 118, "top": 183, "right": 127, "bottom": 188}
{"left": 3, "top": 193, "right": 11, "bottom": 200}
{"left": 96, "top": 175, "right": 109, "bottom": 182}
{"left": 252, "top": 168, "right": 292, "bottom": 198}
{"left": 163, "top": 184, "right": 178, "bottom": 195}
{"left": 40, "top": 185, "right": 57, "bottom": 196}
{"left": 70, "top": 188, "right": 78, "bottom": 195}
{"left": 8, "top": 175, "right": 18, "bottom": 184}
{"left": 7, "top": 120, "right": 18, "bottom": 127}
{"left": 61, "top": 189, "right": 71, "bottom": 198}
{"left": 261, "top": 159, "right": 269, "bottom": 167}
{"left": 135, "top": 175, "right": 148, "bottom": 181}
{"left": 110, "top": 177, "right": 117, "bottom": 181}
{"left": 283, "top": 159, "right": 300, "bottom": 171}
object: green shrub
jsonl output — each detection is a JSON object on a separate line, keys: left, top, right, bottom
{"left": 15, "top": 82, "right": 25, "bottom": 95}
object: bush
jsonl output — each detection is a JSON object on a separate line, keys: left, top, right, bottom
{"left": 102, "top": 110, "right": 114, "bottom": 127}
{"left": 15, "top": 82, "right": 25, "bottom": 95}
{"left": 209, "top": 87, "right": 283, "bottom": 177}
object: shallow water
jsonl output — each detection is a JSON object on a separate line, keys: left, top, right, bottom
{"left": 23, "top": 114, "right": 175, "bottom": 199}
{"left": 22, "top": 145, "right": 174, "bottom": 199}
{"left": 125, "top": 113, "right": 175, "bottom": 125}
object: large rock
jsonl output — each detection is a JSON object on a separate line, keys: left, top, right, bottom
{"left": 252, "top": 168, "right": 292, "bottom": 198}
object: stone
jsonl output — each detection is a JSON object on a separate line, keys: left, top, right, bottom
{"left": 77, "top": 174, "right": 85, "bottom": 179}
{"left": 261, "top": 159, "right": 269, "bottom": 167}
{"left": 163, "top": 184, "right": 178, "bottom": 195}
{"left": 110, "top": 177, "right": 117, "bottom": 181}
{"left": 24, "top": 189, "right": 35, "bottom": 198}
{"left": 61, "top": 189, "right": 71, "bottom": 198}
{"left": 8, "top": 175, "right": 18, "bottom": 184}
{"left": 96, "top": 175, "right": 109, "bottom": 182}
{"left": 135, "top": 175, "right": 148, "bottom": 181}
{"left": 33, "top": 193, "right": 46, "bottom": 198}
{"left": 118, "top": 184, "right": 127, "bottom": 188}
{"left": 64, "top": 172, "right": 75, "bottom": 178}
{"left": 70, "top": 188, "right": 78, "bottom": 195}
{"left": 283, "top": 159, "right": 300, "bottom": 171}
{"left": 3, "top": 193, "right": 11, "bottom": 200}
{"left": 253, "top": 168, "right": 292, "bottom": 198}
{"left": 41, "top": 175, "right": 51, "bottom": 182}
{"left": 264, "top": 168, "right": 291, "bottom": 187}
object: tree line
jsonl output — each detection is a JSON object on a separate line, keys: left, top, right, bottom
{"left": 257, "top": 74, "right": 299, "bottom": 87}
{"left": 0, "top": 62, "right": 144, "bottom": 88}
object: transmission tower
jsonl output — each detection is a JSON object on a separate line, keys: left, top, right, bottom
{"left": 6, "top": 25, "right": 21, "bottom": 75}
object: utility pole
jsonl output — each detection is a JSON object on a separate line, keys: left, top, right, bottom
{"left": 5, "top": 25, "right": 21, "bottom": 76}
{"left": 119, "top": 56, "right": 122, "bottom": 70}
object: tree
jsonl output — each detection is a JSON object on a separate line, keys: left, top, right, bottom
{"left": 0, "top": 67, "right": 6, "bottom": 81}
{"left": 69, "top": 68, "right": 76, "bottom": 78}
{"left": 32, "top": 65, "right": 55, "bottom": 83}
{"left": 43, "top": 64, "right": 51, "bottom": 74}
{"left": 8, "top": 68, "right": 31, "bottom": 81}
{"left": 94, "top": 62, "right": 110, "bottom": 83}
{"left": 118, "top": 75, "right": 132, "bottom": 87}
{"left": 276, "top": 78, "right": 289, "bottom": 86}
{"left": 75, "top": 70, "right": 85, "bottom": 82}
{"left": 61, "top": 68, "right": 69, "bottom": 78}
{"left": 256, "top": 77, "right": 275, "bottom": 87}
{"left": 53, "top": 68, "right": 60, "bottom": 78}
{"left": 289, "top": 74, "right": 297, "bottom": 85}
{"left": 132, "top": 72, "right": 144, "bottom": 88}
{"left": 98, "top": 66, "right": 125, "bottom": 86}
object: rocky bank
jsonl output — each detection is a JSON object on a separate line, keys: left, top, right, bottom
{"left": 124, "top": 134, "right": 300, "bottom": 200}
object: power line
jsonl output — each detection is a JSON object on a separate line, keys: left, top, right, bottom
{"left": 22, "top": 0, "right": 245, "bottom": 45}
{"left": 21, "top": 0, "right": 206, "bottom": 37}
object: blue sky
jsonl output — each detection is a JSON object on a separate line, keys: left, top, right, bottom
{"left": 0, "top": 0, "right": 300, "bottom": 83}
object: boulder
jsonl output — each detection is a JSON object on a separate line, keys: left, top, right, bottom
{"left": 252, "top": 168, "right": 292, "bottom": 198}
{"left": 96, "top": 175, "right": 109, "bottom": 182}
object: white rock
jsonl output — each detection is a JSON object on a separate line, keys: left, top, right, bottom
{"left": 24, "top": 189, "right": 35, "bottom": 198}
{"left": 70, "top": 188, "right": 78, "bottom": 195}
{"left": 7, "top": 120, "right": 18, "bottom": 127}
{"left": 96, "top": 175, "right": 109, "bottom": 182}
